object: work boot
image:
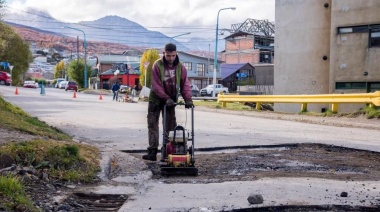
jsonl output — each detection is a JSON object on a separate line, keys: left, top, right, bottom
{"left": 142, "top": 148, "right": 157, "bottom": 161}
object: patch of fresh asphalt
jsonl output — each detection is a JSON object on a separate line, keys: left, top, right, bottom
{"left": 1, "top": 86, "right": 380, "bottom": 211}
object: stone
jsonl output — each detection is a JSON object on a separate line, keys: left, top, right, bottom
{"left": 340, "top": 192, "right": 348, "bottom": 197}
{"left": 0, "top": 154, "right": 14, "bottom": 169}
{"left": 247, "top": 194, "right": 264, "bottom": 204}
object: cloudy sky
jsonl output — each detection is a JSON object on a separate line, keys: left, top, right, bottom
{"left": 5, "top": 0, "right": 275, "bottom": 40}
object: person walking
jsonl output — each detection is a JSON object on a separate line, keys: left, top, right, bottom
{"left": 142, "top": 43, "right": 194, "bottom": 161}
{"left": 112, "top": 81, "right": 120, "bottom": 101}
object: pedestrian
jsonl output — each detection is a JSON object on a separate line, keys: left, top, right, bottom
{"left": 112, "top": 81, "right": 120, "bottom": 101}
{"left": 142, "top": 43, "right": 194, "bottom": 161}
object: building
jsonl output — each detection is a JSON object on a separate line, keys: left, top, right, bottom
{"left": 177, "top": 51, "right": 223, "bottom": 90}
{"left": 220, "top": 63, "right": 255, "bottom": 92}
{"left": 222, "top": 31, "right": 274, "bottom": 64}
{"left": 275, "top": 0, "right": 380, "bottom": 112}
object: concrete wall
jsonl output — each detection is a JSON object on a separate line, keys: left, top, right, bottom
{"left": 274, "top": 0, "right": 332, "bottom": 113}
{"left": 329, "top": 0, "right": 380, "bottom": 112}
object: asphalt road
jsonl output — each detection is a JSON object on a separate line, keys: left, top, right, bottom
{"left": 2, "top": 85, "right": 380, "bottom": 211}
{"left": 1, "top": 85, "right": 380, "bottom": 152}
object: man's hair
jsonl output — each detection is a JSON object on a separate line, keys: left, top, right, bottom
{"left": 165, "top": 43, "right": 177, "bottom": 52}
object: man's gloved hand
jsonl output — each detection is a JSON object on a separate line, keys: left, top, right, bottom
{"left": 166, "top": 99, "right": 175, "bottom": 107}
{"left": 185, "top": 100, "right": 194, "bottom": 109}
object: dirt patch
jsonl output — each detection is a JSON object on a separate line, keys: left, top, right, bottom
{"left": 0, "top": 128, "right": 38, "bottom": 145}
{"left": 137, "top": 143, "right": 380, "bottom": 183}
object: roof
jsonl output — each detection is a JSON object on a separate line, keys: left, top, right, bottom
{"left": 225, "top": 31, "right": 254, "bottom": 39}
{"left": 221, "top": 63, "right": 255, "bottom": 80}
{"left": 97, "top": 55, "right": 140, "bottom": 63}
{"left": 178, "top": 51, "right": 223, "bottom": 63}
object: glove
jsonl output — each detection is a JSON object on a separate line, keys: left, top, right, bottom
{"left": 166, "top": 99, "right": 175, "bottom": 107}
{"left": 185, "top": 100, "right": 194, "bottom": 109}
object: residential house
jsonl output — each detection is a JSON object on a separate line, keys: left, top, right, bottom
{"left": 177, "top": 51, "right": 223, "bottom": 89}
{"left": 95, "top": 54, "right": 141, "bottom": 89}
{"left": 220, "top": 63, "right": 255, "bottom": 92}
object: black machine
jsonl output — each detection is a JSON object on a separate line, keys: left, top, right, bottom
{"left": 160, "top": 103, "right": 198, "bottom": 176}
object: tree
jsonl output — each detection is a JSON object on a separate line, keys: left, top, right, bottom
{"left": 0, "top": 0, "right": 4, "bottom": 21}
{"left": 67, "top": 59, "right": 92, "bottom": 89}
{"left": 54, "top": 60, "right": 66, "bottom": 79}
{"left": 140, "top": 49, "right": 159, "bottom": 88}
{"left": 0, "top": 22, "right": 33, "bottom": 85}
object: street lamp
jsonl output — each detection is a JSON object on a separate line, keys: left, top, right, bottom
{"left": 212, "top": 7, "right": 236, "bottom": 97}
{"left": 169, "top": 32, "right": 191, "bottom": 43}
{"left": 63, "top": 26, "right": 88, "bottom": 88}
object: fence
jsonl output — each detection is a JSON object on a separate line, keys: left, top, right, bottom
{"left": 218, "top": 91, "right": 380, "bottom": 113}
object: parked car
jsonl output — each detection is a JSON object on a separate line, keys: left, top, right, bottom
{"left": 191, "top": 84, "right": 200, "bottom": 97}
{"left": 119, "top": 85, "right": 130, "bottom": 93}
{"left": 55, "top": 78, "right": 65, "bottom": 88}
{"left": 200, "top": 84, "right": 229, "bottom": 97}
{"left": 23, "top": 81, "right": 39, "bottom": 89}
{"left": 58, "top": 80, "right": 68, "bottom": 89}
{"left": 65, "top": 81, "right": 78, "bottom": 92}
{"left": 0, "top": 71, "right": 12, "bottom": 86}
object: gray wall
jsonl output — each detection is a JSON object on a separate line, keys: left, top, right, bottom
{"left": 274, "top": 0, "right": 332, "bottom": 113}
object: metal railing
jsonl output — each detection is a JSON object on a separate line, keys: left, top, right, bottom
{"left": 218, "top": 91, "right": 380, "bottom": 112}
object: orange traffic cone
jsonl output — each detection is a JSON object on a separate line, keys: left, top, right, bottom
{"left": 15, "top": 87, "right": 19, "bottom": 95}
{"left": 73, "top": 91, "right": 77, "bottom": 98}
{"left": 99, "top": 91, "right": 103, "bottom": 100}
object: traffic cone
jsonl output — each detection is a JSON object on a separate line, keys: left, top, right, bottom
{"left": 73, "top": 91, "right": 77, "bottom": 98}
{"left": 99, "top": 91, "right": 103, "bottom": 100}
{"left": 15, "top": 87, "right": 19, "bottom": 95}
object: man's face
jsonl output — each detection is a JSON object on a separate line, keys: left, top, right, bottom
{"left": 164, "top": 51, "right": 177, "bottom": 65}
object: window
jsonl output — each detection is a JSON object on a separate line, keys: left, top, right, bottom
{"left": 183, "top": 62, "right": 192, "bottom": 71}
{"left": 337, "top": 25, "right": 369, "bottom": 34}
{"left": 208, "top": 64, "right": 214, "bottom": 73}
{"left": 336, "top": 82, "right": 366, "bottom": 89}
{"left": 197, "top": 63, "right": 205, "bottom": 76}
{"left": 370, "top": 25, "right": 380, "bottom": 47}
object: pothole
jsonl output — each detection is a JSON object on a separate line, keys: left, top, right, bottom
{"left": 132, "top": 143, "right": 380, "bottom": 184}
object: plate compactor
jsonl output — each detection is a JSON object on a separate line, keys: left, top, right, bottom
{"left": 160, "top": 103, "right": 198, "bottom": 176}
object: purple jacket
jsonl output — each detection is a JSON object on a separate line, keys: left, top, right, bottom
{"left": 150, "top": 55, "right": 192, "bottom": 103}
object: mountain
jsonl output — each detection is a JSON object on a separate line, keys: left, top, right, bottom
{"left": 7, "top": 22, "right": 136, "bottom": 55}
{"left": 3, "top": 8, "right": 189, "bottom": 50}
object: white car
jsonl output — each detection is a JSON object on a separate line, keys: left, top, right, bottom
{"left": 55, "top": 78, "right": 65, "bottom": 88}
{"left": 58, "top": 80, "right": 68, "bottom": 89}
{"left": 23, "top": 81, "right": 39, "bottom": 89}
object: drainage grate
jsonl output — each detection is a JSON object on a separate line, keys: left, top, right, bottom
{"left": 66, "top": 193, "right": 128, "bottom": 211}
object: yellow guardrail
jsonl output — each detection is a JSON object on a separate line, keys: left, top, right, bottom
{"left": 218, "top": 91, "right": 380, "bottom": 113}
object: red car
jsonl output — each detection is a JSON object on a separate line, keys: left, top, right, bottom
{"left": 0, "top": 71, "right": 12, "bottom": 86}
{"left": 65, "top": 81, "right": 78, "bottom": 92}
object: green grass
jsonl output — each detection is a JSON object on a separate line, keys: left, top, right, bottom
{"left": 194, "top": 100, "right": 254, "bottom": 110}
{"left": 0, "top": 139, "right": 100, "bottom": 182}
{"left": 0, "top": 97, "right": 71, "bottom": 140}
{"left": 0, "top": 175, "right": 38, "bottom": 212}
{"left": 0, "top": 96, "right": 101, "bottom": 211}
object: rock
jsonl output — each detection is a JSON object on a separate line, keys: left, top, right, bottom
{"left": 0, "top": 154, "right": 14, "bottom": 169}
{"left": 340, "top": 192, "right": 348, "bottom": 197}
{"left": 247, "top": 194, "right": 264, "bottom": 204}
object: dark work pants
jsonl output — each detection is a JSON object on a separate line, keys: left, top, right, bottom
{"left": 113, "top": 91, "right": 118, "bottom": 101}
{"left": 147, "top": 101, "right": 177, "bottom": 150}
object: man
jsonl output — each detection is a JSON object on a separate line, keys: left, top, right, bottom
{"left": 142, "top": 43, "right": 194, "bottom": 161}
{"left": 111, "top": 81, "right": 120, "bottom": 101}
